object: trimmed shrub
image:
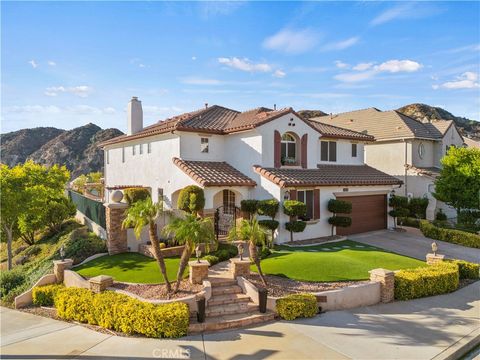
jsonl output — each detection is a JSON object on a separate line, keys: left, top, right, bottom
{"left": 458, "top": 210, "right": 480, "bottom": 229}
{"left": 283, "top": 200, "right": 307, "bottom": 217}
{"left": 419, "top": 220, "right": 480, "bottom": 248}
{"left": 257, "top": 199, "right": 279, "bottom": 218}
{"left": 389, "top": 195, "right": 409, "bottom": 209}
{"left": 63, "top": 229, "right": 107, "bottom": 264}
{"left": 123, "top": 188, "right": 151, "bottom": 205}
{"left": 208, "top": 243, "right": 238, "bottom": 262}
{"left": 240, "top": 200, "right": 258, "bottom": 219}
{"left": 202, "top": 255, "right": 220, "bottom": 266}
{"left": 32, "top": 284, "right": 64, "bottom": 307}
{"left": 285, "top": 221, "right": 307, "bottom": 233}
{"left": 0, "top": 268, "right": 26, "bottom": 298}
{"left": 398, "top": 217, "right": 420, "bottom": 228}
{"left": 328, "top": 216, "right": 352, "bottom": 228}
{"left": 276, "top": 293, "right": 318, "bottom": 320}
{"left": 258, "top": 219, "right": 279, "bottom": 231}
{"left": 327, "top": 199, "right": 352, "bottom": 214}
{"left": 408, "top": 198, "right": 429, "bottom": 219}
{"left": 436, "top": 209, "right": 447, "bottom": 221}
{"left": 448, "top": 260, "right": 479, "bottom": 280}
{"left": 177, "top": 185, "right": 205, "bottom": 214}
{"left": 389, "top": 208, "right": 410, "bottom": 219}
{"left": 54, "top": 288, "right": 189, "bottom": 338}
{"left": 394, "top": 263, "right": 459, "bottom": 300}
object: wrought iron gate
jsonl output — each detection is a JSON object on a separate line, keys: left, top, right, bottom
{"left": 214, "top": 205, "right": 241, "bottom": 240}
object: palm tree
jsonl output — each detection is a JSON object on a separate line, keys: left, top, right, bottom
{"left": 162, "top": 213, "right": 216, "bottom": 293}
{"left": 229, "top": 217, "right": 268, "bottom": 287}
{"left": 122, "top": 198, "right": 172, "bottom": 293}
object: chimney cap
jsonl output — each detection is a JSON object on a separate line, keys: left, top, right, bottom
{"left": 132, "top": 96, "right": 139, "bottom": 101}
{"left": 205, "top": 103, "right": 208, "bottom": 109}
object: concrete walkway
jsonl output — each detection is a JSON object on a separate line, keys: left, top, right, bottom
{"left": 350, "top": 228, "right": 480, "bottom": 263}
{"left": 1, "top": 282, "right": 479, "bottom": 359}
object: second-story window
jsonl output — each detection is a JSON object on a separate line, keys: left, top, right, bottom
{"left": 201, "top": 137, "right": 209, "bottom": 153}
{"left": 321, "top": 141, "right": 337, "bottom": 162}
{"left": 132, "top": 145, "right": 136, "bottom": 156}
{"left": 351, "top": 143, "right": 357, "bottom": 157}
{"left": 281, "top": 133, "right": 297, "bottom": 165}
{"left": 122, "top": 147, "right": 125, "bottom": 163}
{"left": 148, "top": 143, "right": 152, "bottom": 153}
{"left": 140, "top": 144, "right": 143, "bottom": 155}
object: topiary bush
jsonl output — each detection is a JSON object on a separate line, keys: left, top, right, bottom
{"left": 0, "top": 268, "right": 26, "bottom": 299}
{"left": 448, "top": 260, "right": 479, "bottom": 280}
{"left": 276, "top": 293, "right": 318, "bottom": 320}
{"left": 258, "top": 219, "right": 280, "bottom": 231}
{"left": 283, "top": 200, "right": 307, "bottom": 217}
{"left": 419, "top": 220, "right": 480, "bottom": 248}
{"left": 327, "top": 199, "right": 352, "bottom": 214}
{"left": 177, "top": 185, "right": 205, "bottom": 215}
{"left": 123, "top": 188, "right": 151, "bottom": 205}
{"left": 285, "top": 221, "right": 307, "bottom": 233}
{"left": 240, "top": 200, "right": 258, "bottom": 219}
{"left": 394, "top": 262, "right": 459, "bottom": 300}
{"left": 328, "top": 216, "right": 352, "bottom": 228}
{"left": 32, "top": 284, "right": 64, "bottom": 307}
{"left": 257, "top": 199, "right": 279, "bottom": 218}
{"left": 54, "top": 288, "right": 189, "bottom": 338}
{"left": 408, "top": 198, "right": 429, "bottom": 219}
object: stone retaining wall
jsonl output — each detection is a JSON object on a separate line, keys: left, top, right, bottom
{"left": 64, "top": 270, "right": 90, "bottom": 288}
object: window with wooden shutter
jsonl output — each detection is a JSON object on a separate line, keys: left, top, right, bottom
{"left": 301, "top": 134, "right": 308, "bottom": 168}
{"left": 351, "top": 143, "right": 357, "bottom": 157}
{"left": 329, "top": 142, "right": 337, "bottom": 162}
{"left": 321, "top": 141, "right": 329, "bottom": 161}
{"left": 274, "top": 130, "right": 281, "bottom": 168}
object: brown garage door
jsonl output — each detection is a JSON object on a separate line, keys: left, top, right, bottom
{"left": 336, "top": 194, "right": 387, "bottom": 235}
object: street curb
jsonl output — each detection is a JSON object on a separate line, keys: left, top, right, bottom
{"left": 432, "top": 328, "right": 480, "bottom": 360}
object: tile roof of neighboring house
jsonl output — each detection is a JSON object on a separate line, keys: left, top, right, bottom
{"left": 424, "top": 120, "right": 454, "bottom": 135}
{"left": 253, "top": 164, "right": 402, "bottom": 187}
{"left": 308, "top": 121, "right": 374, "bottom": 141}
{"left": 465, "top": 137, "right": 480, "bottom": 148}
{"left": 408, "top": 166, "right": 441, "bottom": 178}
{"left": 173, "top": 157, "right": 256, "bottom": 187}
{"left": 99, "top": 105, "right": 373, "bottom": 146}
{"left": 311, "top": 108, "right": 443, "bottom": 141}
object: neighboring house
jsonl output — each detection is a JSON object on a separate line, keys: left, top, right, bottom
{"left": 311, "top": 108, "right": 465, "bottom": 219}
{"left": 464, "top": 137, "right": 480, "bottom": 149}
{"left": 100, "top": 98, "right": 402, "bottom": 245}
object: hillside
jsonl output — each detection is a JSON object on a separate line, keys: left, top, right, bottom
{"left": 1, "top": 123, "right": 123, "bottom": 178}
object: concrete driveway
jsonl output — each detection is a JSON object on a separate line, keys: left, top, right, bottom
{"left": 350, "top": 228, "right": 480, "bottom": 263}
{"left": 1, "top": 282, "right": 479, "bottom": 359}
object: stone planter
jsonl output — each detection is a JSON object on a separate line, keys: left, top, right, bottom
{"left": 189, "top": 260, "right": 209, "bottom": 284}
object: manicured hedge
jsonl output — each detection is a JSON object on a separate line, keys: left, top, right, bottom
{"left": 177, "top": 185, "right": 205, "bottom": 214}
{"left": 54, "top": 287, "right": 189, "bottom": 338}
{"left": 398, "top": 217, "right": 420, "bottom": 228}
{"left": 419, "top": 220, "right": 480, "bottom": 249}
{"left": 448, "top": 260, "right": 480, "bottom": 280}
{"left": 394, "top": 263, "right": 459, "bottom": 301}
{"left": 32, "top": 284, "right": 64, "bottom": 307}
{"left": 276, "top": 293, "right": 318, "bottom": 320}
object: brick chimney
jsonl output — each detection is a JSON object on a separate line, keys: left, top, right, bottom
{"left": 127, "top": 97, "right": 143, "bottom": 135}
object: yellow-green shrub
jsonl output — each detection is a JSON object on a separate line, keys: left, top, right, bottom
{"left": 394, "top": 263, "right": 459, "bottom": 301}
{"left": 32, "top": 284, "right": 64, "bottom": 307}
{"left": 276, "top": 293, "right": 318, "bottom": 320}
{"left": 448, "top": 260, "right": 479, "bottom": 280}
{"left": 53, "top": 287, "right": 189, "bottom": 338}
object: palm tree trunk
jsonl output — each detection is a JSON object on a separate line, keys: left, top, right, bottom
{"left": 149, "top": 223, "right": 172, "bottom": 293}
{"left": 249, "top": 240, "right": 267, "bottom": 287}
{"left": 174, "top": 244, "right": 191, "bottom": 293}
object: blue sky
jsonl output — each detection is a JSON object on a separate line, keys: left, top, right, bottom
{"left": 2, "top": 1, "right": 479, "bottom": 133}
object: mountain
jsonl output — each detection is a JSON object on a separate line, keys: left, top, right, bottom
{"left": 1, "top": 123, "right": 123, "bottom": 178}
{"left": 297, "top": 110, "right": 328, "bottom": 119}
{"left": 397, "top": 103, "right": 480, "bottom": 140}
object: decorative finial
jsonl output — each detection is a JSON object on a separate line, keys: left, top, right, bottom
{"left": 60, "top": 245, "right": 65, "bottom": 261}
{"left": 237, "top": 242, "right": 244, "bottom": 261}
{"left": 431, "top": 241, "right": 438, "bottom": 256}
{"left": 195, "top": 245, "right": 202, "bottom": 263}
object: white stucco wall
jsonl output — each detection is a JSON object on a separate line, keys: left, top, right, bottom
{"left": 179, "top": 132, "right": 226, "bottom": 161}
{"left": 411, "top": 139, "right": 435, "bottom": 168}
{"left": 364, "top": 141, "right": 407, "bottom": 176}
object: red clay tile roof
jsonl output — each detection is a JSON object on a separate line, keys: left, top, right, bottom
{"left": 253, "top": 164, "right": 402, "bottom": 187}
{"left": 173, "top": 157, "right": 256, "bottom": 187}
{"left": 308, "top": 121, "right": 374, "bottom": 141}
{"left": 99, "top": 105, "right": 371, "bottom": 147}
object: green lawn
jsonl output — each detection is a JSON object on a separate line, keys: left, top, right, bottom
{"left": 254, "top": 240, "right": 426, "bottom": 282}
{"left": 74, "top": 253, "right": 182, "bottom": 284}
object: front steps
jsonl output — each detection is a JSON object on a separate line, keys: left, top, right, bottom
{"left": 188, "top": 277, "right": 275, "bottom": 334}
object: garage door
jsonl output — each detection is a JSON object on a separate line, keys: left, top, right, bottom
{"left": 336, "top": 194, "right": 387, "bottom": 236}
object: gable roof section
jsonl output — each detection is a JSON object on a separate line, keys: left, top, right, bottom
{"left": 173, "top": 157, "right": 256, "bottom": 187}
{"left": 312, "top": 108, "right": 442, "bottom": 141}
{"left": 253, "top": 164, "right": 402, "bottom": 187}
{"left": 99, "top": 105, "right": 372, "bottom": 147}
{"left": 308, "top": 121, "right": 374, "bottom": 141}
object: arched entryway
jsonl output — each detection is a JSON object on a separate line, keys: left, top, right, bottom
{"left": 213, "top": 189, "right": 242, "bottom": 238}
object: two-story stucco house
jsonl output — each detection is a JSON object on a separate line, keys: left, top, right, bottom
{"left": 311, "top": 108, "right": 464, "bottom": 219}
{"left": 100, "top": 98, "right": 402, "bottom": 245}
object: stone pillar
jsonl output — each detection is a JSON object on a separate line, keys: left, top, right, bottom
{"left": 230, "top": 258, "right": 251, "bottom": 279}
{"left": 189, "top": 260, "right": 210, "bottom": 284}
{"left": 104, "top": 202, "right": 129, "bottom": 255}
{"left": 89, "top": 275, "right": 114, "bottom": 293}
{"left": 369, "top": 268, "right": 395, "bottom": 303}
{"left": 53, "top": 259, "right": 73, "bottom": 283}
{"left": 426, "top": 253, "right": 445, "bottom": 265}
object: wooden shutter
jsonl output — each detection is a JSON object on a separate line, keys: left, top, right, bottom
{"left": 274, "top": 130, "right": 281, "bottom": 168}
{"left": 290, "top": 189, "right": 297, "bottom": 201}
{"left": 313, "top": 189, "right": 320, "bottom": 219}
{"left": 329, "top": 142, "right": 337, "bottom": 162}
{"left": 321, "top": 141, "right": 329, "bottom": 161}
{"left": 301, "top": 134, "right": 308, "bottom": 168}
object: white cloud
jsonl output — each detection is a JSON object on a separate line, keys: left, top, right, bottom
{"left": 47, "top": 60, "right": 56, "bottom": 66}
{"left": 28, "top": 60, "right": 38, "bottom": 68}
{"left": 218, "top": 57, "right": 272, "bottom": 73}
{"left": 198, "top": 1, "right": 245, "bottom": 19}
{"left": 353, "top": 62, "right": 375, "bottom": 71}
{"left": 335, "top": 60, "right": 350, "bottom": 69}
{"left": 272, "top": 70, "right": 286, "bottom": 78}
{"left": 44, "top": 85, "right": 93, "bottom": 98}
{"left": 263, "top": 28, "right": 318, "bottom": 54}
{"left": 433, "top": 72, "right": 480, "bottom": 90}
{"left": 375, "top": 60, "right": 422, "bottom": 73}
{"left": 321, "top": 37, "right": 359, "bottom": 51}
{"left": 181, "top": 77, "right": 223, "bottom": 85}
{"left": 370, "top": 3, "right": 442, "bottom": 26}
{"left": 191, "top": 56, "right": 197, "bottom": 61}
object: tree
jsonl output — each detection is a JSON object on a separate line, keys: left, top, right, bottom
{"left": 177, "top": 185, "right": 205, "bottom": 216}
{"left": 240, "top": 200, "right": 258, "bottom": 221}
{"left": 434, "top": 147, "right": 480, "bottom": 212}
{"left": 44, "top": 197, "right": 77, "bottom": 232}
{"left": 389, "top": 195, "right": 409, "bottom": 229}
{"left": 283, "top": 200, "right": 307, "bottom": 243}
{"left": 162, "top": 213, "right": 216, "bottom": 293}
{"left": 327, "top": 199, "right": 352, "bottom": 236}
{"left": 122, "top": 198, "right": 172, "bottom": 293}
{"left": 257, "top": 199, "right": 279, "bottom": 247}
{"left": 228, "top": 217, "right": 268, "bottom": 287}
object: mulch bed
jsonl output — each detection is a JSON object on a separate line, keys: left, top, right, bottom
{"left": 112, "top": 279, "right": 204, "bottom": 300}
{"left": 246, "top": 273, "right": 368, "bottom": 297}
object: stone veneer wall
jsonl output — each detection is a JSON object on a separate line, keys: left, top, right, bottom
{"left": 105, "top": 203, "right": 128, "bottom": 255}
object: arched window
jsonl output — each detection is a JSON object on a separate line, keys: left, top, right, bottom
{"left": 223, "top": 190, "right": 236, "bottom": 214}
{"left": 281, "top": 133, "right": 297, "bottom": 165}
